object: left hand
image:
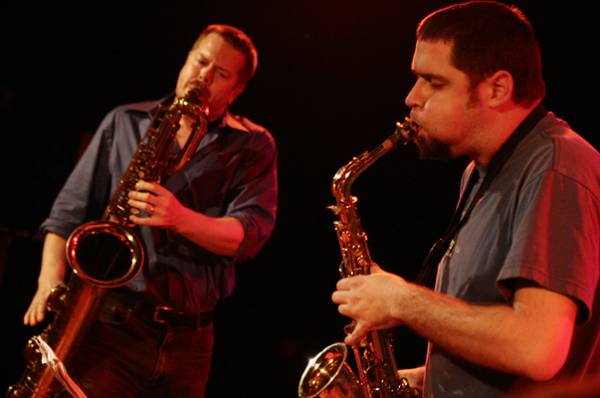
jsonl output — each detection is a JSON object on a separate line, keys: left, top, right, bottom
{"left": 332, "top": 265, "right": 409, "bottom": 345}
{"left": 128, "top": 180, "right": 185, "bottom": 229}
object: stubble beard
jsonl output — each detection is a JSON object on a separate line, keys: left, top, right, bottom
{"left": 415, "top": 88, "right": 480, "bottom": 161}
{"left": 414, "top": 133, "right": 452, "bottom": 160}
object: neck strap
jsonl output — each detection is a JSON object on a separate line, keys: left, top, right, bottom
{"left": 417, "top": 104, "right": 548, "bottom": 286}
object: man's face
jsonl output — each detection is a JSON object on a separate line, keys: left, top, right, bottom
{"left": 405, "top": 40, "right": 485, "bottom": 160}
{"left": 176, "top": 32, "right": 246, "bottom": 121}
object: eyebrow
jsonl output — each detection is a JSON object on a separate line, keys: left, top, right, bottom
{"left": 195, "top": 53, "right": 232, "bottom": 76}
{"left": 413, "top": 70, "right": 450, "bottom": 84}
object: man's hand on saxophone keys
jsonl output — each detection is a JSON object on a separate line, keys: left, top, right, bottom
{"left": 128, "top": 180, "right": 186, "bottom": 230}
{"left": 332, "top": 265, "right": 410, "bottom": 346}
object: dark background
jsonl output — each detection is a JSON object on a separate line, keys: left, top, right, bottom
{"left": 0, "top": 1, "right": 595, "bottom": 396}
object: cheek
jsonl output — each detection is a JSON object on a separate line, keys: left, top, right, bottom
{"left": 214, "top": 82, "right": 238, "bottom": 101}
{"left": 424, "top": 111, "right": 465, "bottom": 144}
{"left": 175, "top": 68, "right": 191, "bottom": 96}
{"left": 427, "top": 94, "right": 468, "bottom": 124}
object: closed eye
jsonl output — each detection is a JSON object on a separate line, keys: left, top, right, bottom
{"left": 216, "top": 68, "right": 230, "bottom": 79}
{"left": 415, "top": 72, "right": 448, "bottom": 90}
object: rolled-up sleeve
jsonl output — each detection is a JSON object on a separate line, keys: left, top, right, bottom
{"left": 40, "top": 114, "right": 114, "bottom": 239}
{"left": 227, "top": 131, "right": 278, "bottom": 262}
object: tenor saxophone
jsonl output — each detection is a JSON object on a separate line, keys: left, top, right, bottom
{"left": 7, "top": 88, "right": 209, "bottom": 398}
{"left": 298, "top": 119, "right": 420, "bottom": 398}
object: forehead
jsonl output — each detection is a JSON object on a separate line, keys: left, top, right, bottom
{"left": 190, "top": 32, "right": 246, "bottom": 71}
{"left": 412, "top": 40, "right": 461, "bottom": 78}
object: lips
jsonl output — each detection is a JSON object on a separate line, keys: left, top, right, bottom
{"left": 408, "top": 118, "right": 423, "bottom": 136}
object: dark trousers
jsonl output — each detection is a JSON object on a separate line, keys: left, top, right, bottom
{"left": 60, "top": 295, "right": 214, "bottom": 398}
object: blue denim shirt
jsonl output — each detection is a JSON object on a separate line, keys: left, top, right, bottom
{"left": 41, "top": 96, "right": 278, "bottom": 312}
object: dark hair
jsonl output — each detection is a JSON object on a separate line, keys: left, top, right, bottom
{"left": 192, "top": 24, "right": 258, "bottom": 86}
{"left": 417, "top": 1, "right": 545, "bottom": 106}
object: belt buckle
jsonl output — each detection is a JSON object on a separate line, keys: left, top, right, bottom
{"left": 152, "top": 305, "right": 173, "bottom": 324}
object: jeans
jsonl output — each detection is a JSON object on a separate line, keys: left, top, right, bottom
{"left": 58, "top": 297, "right": 214, "bottom": 398}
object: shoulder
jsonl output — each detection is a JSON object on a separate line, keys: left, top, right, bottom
{"left": 221, "top": 111, "right": 276, "bottom": 149}
{"left": 541, "top": 114, "right": 599, "bottom": 187}
{"left": 111, "top": 99, "right": 161, "bottom": 117}
{"left": 518, "top": 113, "right": 599, "bottom": 193}
{"left": 221, "top": 112, "right": 273, "bottom": 139}
{"left": 98, "top": 99, "right": 161, "bottom": 127}
{"left": 94, "top": 99, "right": 162, "bottom": 146}
{"left": 534, "top": 113, "right": 597, "bottom": 163}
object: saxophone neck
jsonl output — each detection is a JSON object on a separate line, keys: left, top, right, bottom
{"left": 331, "top": 118, "right": 417, "bottom": 202}
{"left": 331, "top": 141, "right": 392, "bottom": 202}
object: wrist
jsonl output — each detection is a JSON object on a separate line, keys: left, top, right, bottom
{"left": 171, "top": 205, "right": 194, "bottom": 234}
{"left": 390, "top": 279, "right": 420, "bottom": 325}
{"left": 38, "top": 274, "right": 66, "bottom": 292}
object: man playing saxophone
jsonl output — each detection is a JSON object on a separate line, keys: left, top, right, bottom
{"left": 22, "top": 24, "right": 277, "bottom": 398}
{"left": 332, "top": 2, "right": 599, "bottom": 397}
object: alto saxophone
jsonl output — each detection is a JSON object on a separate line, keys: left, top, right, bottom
{"left": 7, "top": 88, "right": 209, "bottom": 398}
{"left": 298, "top": 119, "right": 420, "bottom": 398}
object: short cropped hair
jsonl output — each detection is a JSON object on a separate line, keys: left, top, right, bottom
{"left": 193, "top": 24, "right": 258, "bottom": 86}
{"left": 417, "top": 1, "right": 546, "bottom": 106}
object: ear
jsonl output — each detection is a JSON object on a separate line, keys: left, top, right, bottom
{"left": 486, "top": 70, "right": 514, "bottom": 108}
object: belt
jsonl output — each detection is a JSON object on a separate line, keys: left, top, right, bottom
{"left": 134, "top": 302, "right": 213, "bottom": 329}
{"left": 104, "top": 293, "right": 214, "bottom": 329}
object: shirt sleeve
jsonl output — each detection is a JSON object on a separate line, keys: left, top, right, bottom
{"left": 39, "top": 112, "right": 115, "bottom": 239}
{"left": 226, "top": 130, "right": 278, "bottom": 263}
{"left": 499, "top": 169, "right": 600, "bottom": 323}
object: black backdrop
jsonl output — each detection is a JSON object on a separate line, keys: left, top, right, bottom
{"left": 0, "top": 1, "right": 596, "bottom": 396}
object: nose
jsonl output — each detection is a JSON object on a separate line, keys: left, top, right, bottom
{"left": 405, "top": 79, "right": 425, "bottom": 110}
{"left": 198, "top": 64, "right": 215, "bottom": 85}
{"left": 404, "top": 83, "right": 420, "bottom": 109}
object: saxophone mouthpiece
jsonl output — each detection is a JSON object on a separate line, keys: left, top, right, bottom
{"left": 382, "top": 117, "right": 418, "bottom": 150}
{"left": 395, "top": 117, "right": 418, "bottom": 144}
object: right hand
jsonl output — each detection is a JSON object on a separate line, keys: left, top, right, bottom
{"left": 23, "top": 277, "right": 63, "bottom": 326}
{"left": 333, "top": 267, "right": 411, "bottom": 345}
{"left": 23, "top": 232, "right": 67, "bottom": 326}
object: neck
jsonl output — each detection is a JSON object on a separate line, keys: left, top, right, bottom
{"left": 472, "top": 100, "right": 541, "bottom": 165}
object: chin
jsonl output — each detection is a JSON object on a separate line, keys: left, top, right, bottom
{"left": 415, "top": 136, "right": 452, "bottom": 160}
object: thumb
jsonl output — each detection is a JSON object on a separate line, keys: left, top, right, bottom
{"left": 345, "top": 321, "right": 369, "bottom": 346}
{"left": 370, "top": 262, "right": 383, "bottom": 273}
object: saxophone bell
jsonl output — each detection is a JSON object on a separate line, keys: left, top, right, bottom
{"left": 66, "top": 221, "right": 144, "bottom": 288}
{"left": 298, "top": 343, "right": 364, "bottom": 398}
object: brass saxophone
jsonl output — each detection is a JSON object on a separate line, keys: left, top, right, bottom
{"left": 7, "top": 88, "right": 209, "bottom": 398}
{"left": 298, "top": 119, "right": 420, "bottom": 398}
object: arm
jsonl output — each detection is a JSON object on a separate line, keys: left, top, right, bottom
{"left": 171, "top": 209, "right": 244, "bottom": 257}
{"left": 128, "top": 180, "right": 244, "bottom": 256}
{"left": 24, "top": 112, "right": 117, "bottom": 326}
{"left": 23, "top": 233, "right": 68, "bottom": 326}
{"left": 128, "top": 129, "right": 278, "bottom": 259}
{"left": 333, "top": 270, "right": 577, "bottom": 381}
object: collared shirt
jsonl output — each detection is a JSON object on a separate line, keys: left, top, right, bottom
{"left": 41, "top": 96, "right": 278, "bottom": 312}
